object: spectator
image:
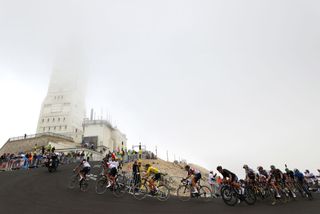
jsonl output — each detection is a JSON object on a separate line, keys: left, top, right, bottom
{"left": 132, "top": 160, "right": 141, "bottom": 186}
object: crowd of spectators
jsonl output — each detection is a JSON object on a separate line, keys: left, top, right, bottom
{"left": 1, "top": 142, "right": 157, "bottom": 171}
{"left": 0, "top": 145, "right": 94, "bottom": 171}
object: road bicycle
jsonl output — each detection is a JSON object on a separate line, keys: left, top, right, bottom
{"left": 132, "top": 177, "right": 170, "bottom": 201}
{"left": 220, "top": 180, "right": 256, "bottom": 206}
{"left": 95, "top": 172, "right": 127, "bottom": 197}
{"left": 176, "top": 178, "right": 212, "bottom": 202}
{"left": 68, "top": 170, "right": 90, "bottom": 192}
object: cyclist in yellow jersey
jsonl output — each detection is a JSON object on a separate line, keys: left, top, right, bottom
{"left": 144, "top": 164, "right": 161, "bottom": 194}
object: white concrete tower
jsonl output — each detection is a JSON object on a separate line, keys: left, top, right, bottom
{"left": 36, "top": 50, "right": 86, "bottom": 144}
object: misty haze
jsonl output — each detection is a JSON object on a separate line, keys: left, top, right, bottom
{"left": 0, "top": 1, "right": 320, "bottom": 213}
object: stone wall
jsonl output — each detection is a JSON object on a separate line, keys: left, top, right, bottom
{"left": 0, "top": 134, "right": 75, "bottom": 154}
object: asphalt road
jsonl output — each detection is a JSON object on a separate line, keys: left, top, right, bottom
{"left": 0, "top": 164, "right": 319, "bottom": 214}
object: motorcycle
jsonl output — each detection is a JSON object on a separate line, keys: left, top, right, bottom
{"left": 45, "top": 156, "right": 59, "bottom": 173}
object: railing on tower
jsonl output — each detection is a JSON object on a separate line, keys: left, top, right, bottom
{"left": 7, "top": 132, "right": 74, "bottom": 142}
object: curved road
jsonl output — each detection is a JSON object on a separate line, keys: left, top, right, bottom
{"left": 0, "top": 164, "right": 319, "bottom": 214}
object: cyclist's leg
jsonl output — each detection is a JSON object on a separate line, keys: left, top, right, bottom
{"left": 191, "top": 177, "right": 198, "bottom": 193}
{"left": 271, "top": 180, "right": 280, "bottom": 197}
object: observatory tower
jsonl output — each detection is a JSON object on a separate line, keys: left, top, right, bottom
{"left": 36, "top": 54, "right": 86, "bottom": 144}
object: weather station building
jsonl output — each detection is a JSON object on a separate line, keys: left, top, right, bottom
{"left": 82, "top": 112, "right": 127, "bottom": 155}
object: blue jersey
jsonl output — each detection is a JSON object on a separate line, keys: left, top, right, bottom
{"left": 294, "top": 171, "right": 304, "bottom": 182}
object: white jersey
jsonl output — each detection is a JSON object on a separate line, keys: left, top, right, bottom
{"left": 82, "top": 160, "right": 91, "bottom": 168}
{"left": 208, "top": 173, "right": 216, "bottom": 185}
{"left": 109, "top": 161, "right": 119, "bottom": 169}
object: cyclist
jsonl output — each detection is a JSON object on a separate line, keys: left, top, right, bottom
{"left": 185, "top": 165, "right": 202, "bottom": 194}
{"left": 283, "top": 167, "right": 296, "bottom": 198}
{"left": 257, "top": 166, "right": 269, "bottom": 179}
{"left": 304, "top": 170, "right": 316, "bottom": 185}
{"left": 268, "top": 165, "right": 284, "bottom": 198}
{"left": 144, "top": 164, "right": 161, "bottom": 194}
{"left": 216, "top": 166, "right": 238, "bottom": 184}
{"left": 217, "top": 166, "right": 243, "bottom": 198}
{"left": 243, "top": 164, "right": 256, "bottom": 184}
{"left": 106, "top": 156, "right": 119, "bottom": 188}
{"left": 285, "top": 165, "right": 295, "bottom": 181}
{"left": 73, "top": 157, "right": 91, "bottom": 181}
{"left": 293, "top": 169, "right": 304, "bottom": 186}
{"left": 208, "top": 171, "right": 220, "bottom": 197}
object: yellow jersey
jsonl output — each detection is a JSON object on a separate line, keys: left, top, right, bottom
{"left": 146, "top": 166, "right": 160, "bottom": 176}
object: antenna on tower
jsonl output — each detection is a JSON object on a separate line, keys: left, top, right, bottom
{"left": 90, "top": 109, "right": 94, "bottom": 121}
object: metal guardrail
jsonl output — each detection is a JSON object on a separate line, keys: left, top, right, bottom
{"left": 7, "top": 132, "right": 74, "bottom": 142}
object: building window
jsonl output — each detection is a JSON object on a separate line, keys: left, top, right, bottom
{"left": 59, "top": 126, "right": 61, "bottom": 130}
{"left": 48, "top": 127, "right": 51, "bottom": 131}
{"left": 47, "top": 118, "right": 49, "bottom": 122}
{"left": 54, "top": 126, "right": 56, "bottom": 130}
{"left": 53, "top": 118, "right": 55, "bottom": 122}
{"left": 43, "top": 127, "right": 45, "bottom": 131}
{"left": 42, "top": 119, "right": 44, "bottom": 123}
{"left": 63, "top": 117, "right": 66, "bottom": 121}
{"left": 58, "top": 118, "right": 60, "bottom": 122}
{"left": 75, "top": 128, "right": 78, "bottom": 133}
{"left": 65, "top": 125, "right": 67, "bottom": 130}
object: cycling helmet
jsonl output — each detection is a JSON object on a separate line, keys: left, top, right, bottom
{"left": 243, "top": 164, "right": 248, "bottom": 169}
{"left": 216, "top": 166, "right": 222, "bottom": 171}
{"left": 270, "top": 165, "right": 275, "bottom": 170}
{"left": 145, "top": 164, "right": 151, "bottom": 168}
{"left": 257, "top": 166, "right": 263, "bottom": 171}
{"left": 184, "top": 165, "right": 190, "bottom": 170}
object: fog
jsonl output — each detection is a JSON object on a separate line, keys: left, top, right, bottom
{"left": 0, "top": 0, "right": 320, "bottom": 177}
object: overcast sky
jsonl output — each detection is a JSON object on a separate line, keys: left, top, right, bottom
{"left": 0, "top": 0, "right": 319, "bottom": 176}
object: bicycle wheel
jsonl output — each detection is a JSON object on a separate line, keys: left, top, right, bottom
{"left": 80, "top": 179, "right": 89, "bottom": 192}
{"left": 117, "top": 174, "right": 127, "bottom": 186}
{"left": 244, "top": 186, "right": 256, "bottom": 205}
{"left": 113, "top": 180, "right": 127, "bottom": 198}
{"left": 156, "top": 185, "right": 170, "bottom": 201}
{"left": 177, "top": 185, "right": 192, "bottom": 201}
{"left": 279, "top": 189, "right": 289, "bottom": 203}
{"left": 92, "top": 164, "right": 103, "bottom": 181}
{"left": 199, "top": 185, "right": 212, "bottom": 202}
{"left": 264, "top": 187, "right": 276, "bottom": 205}
{"left": 133, "top": 183, "right": 148, "bottom": 200}
{"left": 68, "top": 174, "right": 78, "bottom": 189}
{"left": 221, "top": 185, "right": 238, "bottom": 206}
{"left": 302, "top": 184, "right": 313, "bottom": 201}
{"left": 95, "top": 177, "right": 108, "bottom": 195}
